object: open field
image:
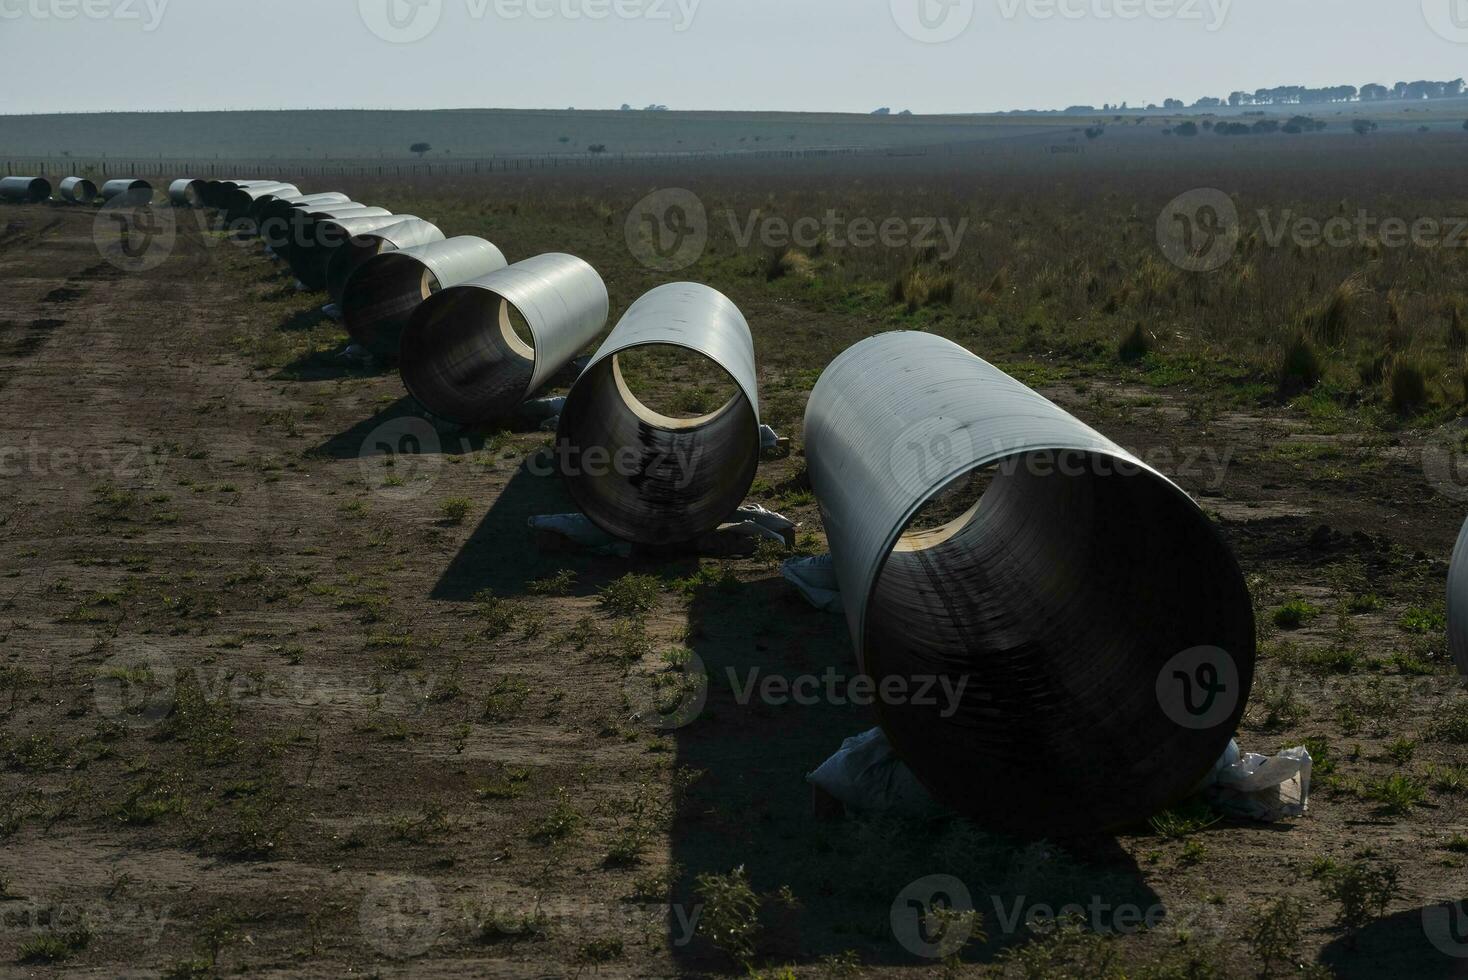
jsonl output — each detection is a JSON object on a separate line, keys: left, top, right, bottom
{"left": 1, "top": 133, "right": 1467, "bottom": 978}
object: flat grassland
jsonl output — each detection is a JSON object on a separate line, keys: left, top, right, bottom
{"left": 0, "top": 130, "right": 1466, "bottom": 978}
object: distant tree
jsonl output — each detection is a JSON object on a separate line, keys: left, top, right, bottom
{"left": 410, "top": 142, "right": 431, "bottom": 158}
{"left": 1352, "top": 119, "right": 1378, "bottom": 136}
{"left": 1164, "top": 98, "right": 1185, "bottom": 110}
{"left": 620, "top": 104, "right": 633, "bottom": 111}
{"left": 588, "top": 144, "right": 608, "bottom": 154}
{"left": 1462, "top": 119, "right": 1468, "bottom": 131}
{"left": 1084, "top": 125, "right": 1105, "bottom": 139}
{"left": 1175, "top": 121, "right": 1199, "bottom": 136}
{"left": 1360, "top": 83, "right": 1389, "bottom": 101}
{"left": 871, "top": 107, "right": 891, "bottom": 116}
{"left": 558, "top": 136, "right": 570, "bottom": 143}
{"left": 898, "top": 109, "right": 913, "bottom": 116}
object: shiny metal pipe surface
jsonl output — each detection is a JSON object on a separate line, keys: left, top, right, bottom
{"left": 803, "top": 331, "right": 1255, "bottom": 835}
{"left": 99, "top": 179, "right": 153, "bottom": 206}
{"left": 344, "top": 236, "right": 511, "bottom": 360}
{"left": 0, "top": 176, "right": 52, "bottom": 203}
{"left": 168, "top": 178, "right": 206, "bottom": 207}
{"left": 556, "top": 283, "right": 760, "bottom": 546}
{"left": 59, "top": 177, "right": 98, "bottom": 204}
{"left": 325, "top": 218, "right": 445, "bottom": 304}
{"left": 290, "top": 212, "right": 417, "bottom": 289}
{"left": 399, "top": 253, "right": 606, "bottom": 423}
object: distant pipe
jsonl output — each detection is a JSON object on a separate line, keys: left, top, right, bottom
{"left": 59, "top": 177, "right": 98, "bottom": 205}
{"left": 262, "top": 201, "right": 375, "bottom": 259}
{"left": 345, "top": 237, "right": 511, "bottom": 360}
{"left": 0, "top": 176, "right": 52, "bottom": 203}
{"left": 205, "top": 179, "right": 281, "bottom": 209}
{"left": 256, "top": 192, "right": 353, "bottom": 248}
{"left": 556, "top": 283, "right": 760, "bottom": 545}
{"left": 222, "top": 182, "right": 300, "bottom": 226}
{"left": 290, "top": 212, "right": 418, "bottom": 290}
{"left": 326, "top": 218, "right": 445, "bottom": 304}
{"left": 99, "top": 179, "right": 153, "bottom": 206}
{"left": 399, "top": 253, "right": 607, "bottom": 423}
{"left": 1452, "top": 517, "right": 1467, "bottom": 678}
{"left": 802, "top": 331, "right": 1256, "bottom": 836}
{"left": 168, "top": 178, "right": 206, "bottom": 208}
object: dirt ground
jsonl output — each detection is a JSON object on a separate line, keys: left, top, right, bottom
{"left": 0, "top": 197, "right": 1465, "bottom": 979}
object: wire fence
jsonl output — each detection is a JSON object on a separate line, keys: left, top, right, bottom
{"left": 2, "top": 144, "right": 891, "bottom": 180}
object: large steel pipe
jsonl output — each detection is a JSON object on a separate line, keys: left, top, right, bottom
{"left": 291, "top": 212, "right": 420, "bottom": 290}
{"left": 0, "top": 176, "right": 52, "bottom": 203}
{"left": 263, "top": 202, "right": 375, "bottom": 262}
{"left": 168, "top": 178, "right": 206, "bottom": 208}
{"left": 345, "top": 237, "right": 510, "bottom": 359}
{"left": 222, "top": 182, "right": 300, "bottom": 226}
{"left": 399, "top": 253, "right": 607, "bottom": 423}
{"left": 59, "top": 177, "right": 98, "bottom": 205}
{"left": 257, "top": 193, "right": 353, "bottom": 250}
{"left": 99, "top": 179, "right": 153, "bottom": 206}
{"left": 204, "top": 179, "right": 281, "bottom": 209}
{"left": 326, "top": 218, "right": 445, "bottom": 304}
{"left": 556, "top": 283, "right": 760, "bottom": 546}
{"left": 1452, "top": 517, "right": 1468, "bottom": 678}
{"left": 803, "top": 331, "right": 1256, "bottom": 836}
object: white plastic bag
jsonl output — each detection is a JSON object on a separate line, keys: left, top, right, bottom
{"left": 1204, "top": 740, "right": 1312, "bottom": 822}
{"left": 807, "top": 728, "right": 944, "bottom": 817}
{"left": 782, "top": 555, "right": 843, "bottom": 613}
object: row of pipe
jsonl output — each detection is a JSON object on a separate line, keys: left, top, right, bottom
{"left": 0, "top": 175, "right": 154, "bottom": 206}
{"left": 180, "top": 173, "right": 1468, "bottom": 837}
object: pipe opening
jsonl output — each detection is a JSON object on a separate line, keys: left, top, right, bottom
{"left": 558, "top": 344, "right": 759, "bottom": 545}
{"left": 343, "top": 253, "right": 446, "bottom": 359}
{"left": 399, "top": 288, "right": 536, "bottom": 421}
{"left": 863, "top": 449, "right": 1254, "bottom": 834}
{"left": 612, "top": 344, "right": 743, "bottom": 422}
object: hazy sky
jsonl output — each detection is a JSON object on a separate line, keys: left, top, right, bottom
{"left": 0, "top": 0, "right": 1463, "bottom": 115}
